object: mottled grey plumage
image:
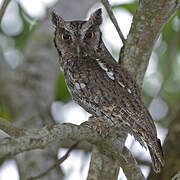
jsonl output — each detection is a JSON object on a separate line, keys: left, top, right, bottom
{"left": 51, "top": 9, "right": 164, "bottom": 173}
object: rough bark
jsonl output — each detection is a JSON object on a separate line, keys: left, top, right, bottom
{"left": 0, "top": 120, "right": 145, "bottom": 180}
{"left": 87, "top": 146, "right": 119, "bottom": 180}
{"left": 120, "top": 0, "right": 179, "bottom": 87}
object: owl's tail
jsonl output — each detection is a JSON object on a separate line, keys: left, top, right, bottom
{"left": 148, "top": 139, "right": 164, "bottom": 173}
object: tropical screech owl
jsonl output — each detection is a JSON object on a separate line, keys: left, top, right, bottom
{"left": 51, "top": 9, "right": 164, "bottom": 173}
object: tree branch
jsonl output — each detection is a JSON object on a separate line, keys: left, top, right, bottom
{"left": 87, "top": 146, "right": 119, "bottom": 180}
{"left": 0, "top": 0, "right": 10, "bottom": 22}
{"left": 0, "top": 118, "right": 25, "bottom": 137}
{"left": 0, "top": 120, "right": 145, "bottom": 180}
{"left": 84, "top": 116, "right": 127, "bottom": 180}
{"left": 26, "top": 141, "right": 80, "bottom": 180}
{"left": 101, "top": 0, "right": 125, "bottom": 45}
{"left": 121, "top": 147, "right": 145, "bottom": 180}
{"left": 120, "top": 0, "right": 179, "bottom": 87}
{"left": 0, "top": 123, "right": 121, "bottom": 159}
{"left": 136, "top": 157, "right": 151, "bottom": 167}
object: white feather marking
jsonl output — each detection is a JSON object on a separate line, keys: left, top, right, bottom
{"left": 94, "top": 96, "right": 99, "bottom": 103}
{"left": 96, "top": 60, "right": 115, "bottom": 80}
{"left": 75, "top": 83, "right": 80, "bottom": 90}
{"left": 106, "top": 71, "right": 115, "bottom": 80}
{"left": 81, "top": 98, "right": 101, "bottom": 116}
{"left": 127, "top": 88, "right": 132, "bottom": 94}
{"left": 80, "top": 83, "right": 86, "bottom": 88}
{"left": 98, "top": 62, "right": 108, "bottom": 72}
{"left": 118, "top": 81, "right": 125, "bottom": 88}
{"left": 60, "top": 67, "right": 64, "bottom": 73}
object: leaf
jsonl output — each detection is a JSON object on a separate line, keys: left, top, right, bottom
{"left": 161, "top": 11, "right": 178, "bottom": 44}
{"left": 0, "top": 103, "right": 10, "bottom": 121}
{"left": 0, "top": 2, "right": 39, "bottom": 51}
{"left": 112, "top": 1, "right": 138, "bottom": 14}
{"left": 55, "top": 72, "right": 71, "bottom": 102}
{"left": 13, "top": 2, "right": 40, "bottom": 51}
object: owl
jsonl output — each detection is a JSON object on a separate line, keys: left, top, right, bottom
{"left": 51, "top": 9, "right": 164, "bottom": 173}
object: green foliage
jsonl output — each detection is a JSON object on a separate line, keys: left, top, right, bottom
{"left": 0, "top": 103, "right": 9, "bottom": 120}
{"left": 13, "top": 3, "right": 40, "bottom": 51}
{"left": 0, "top": 2, "right": 39, "bottom": 51}
{"left": 55, "top": 72, "right": 71, "bottom": 102}
{"left": 112, "top": 1, "right": 138, "bottom": 14}
{"left": 162, "top": 11, "right": 179, "bottom": 45}
{"left": 147, "top": 12, "right": 180, "bottom": 127}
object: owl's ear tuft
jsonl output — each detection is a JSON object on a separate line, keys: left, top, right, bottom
{"left": 89, "top": 9, "right": 102, "bottom": 25}
{"left": 51, "top": 11, "right": 65, "bottom": 27}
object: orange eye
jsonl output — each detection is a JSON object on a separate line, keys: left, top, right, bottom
{"left": 85, "top": 32, "right": 94, "bottom": 39}
{"left": 61, "top": 33, "right": 71, "bottom": 40}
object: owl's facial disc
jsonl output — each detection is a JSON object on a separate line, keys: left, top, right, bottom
{"left": 52, "top": 9, "right": 103, "bottom": 58}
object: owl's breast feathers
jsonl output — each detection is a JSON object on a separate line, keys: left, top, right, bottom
{"left": 63, "top": 56, "right": 164, "bottom": 173}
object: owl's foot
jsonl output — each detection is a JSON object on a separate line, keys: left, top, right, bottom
{"left": 81, "top": 116, "right": 113, "bottom": 137}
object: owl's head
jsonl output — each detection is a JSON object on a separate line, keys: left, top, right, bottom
{"left": 51, "top": 9, "right": 103, "bottom": 59}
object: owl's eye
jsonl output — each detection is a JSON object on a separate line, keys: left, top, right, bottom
{"left": 85, "top": 32, "right": 94, "bottom": 39}
{"left": 61, "top": 33, "right": 71, "bottom": 40}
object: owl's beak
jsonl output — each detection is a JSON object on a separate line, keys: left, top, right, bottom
{"left": 76, "top": 45, "right": 80, "bottom": 58}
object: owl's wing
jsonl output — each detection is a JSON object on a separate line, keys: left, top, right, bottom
{"left": 94, "top": 57, "right": 164, "bottom": 172}
{"left": 101, "top": 102, "right": 164, "bottom": 173}
{"left": 95, "top": 57, "right": 142, "bottom": 98}
{"left": 94, "top": 57, "right": 154, "bottom": 132}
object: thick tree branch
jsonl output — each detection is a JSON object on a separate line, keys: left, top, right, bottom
{"left": 87, "top": 146, "right": 119, "bottom": 180}
{"left": 120, "top": 0, "right": 179, "bottom": 87}
{"left": 0, "top": 121, "right": 145, "bottom": 180}
{"left": 0, "top": 123, "right": 121, "bottom": 159}
{"left": 121, "top": 147, "right": 145, "bottom": 180}
{"left": 84, "top": 116, "right": 128, "bottom": 180}
{"left": 0, "top": 118, "right": 25, "bottom": 136}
